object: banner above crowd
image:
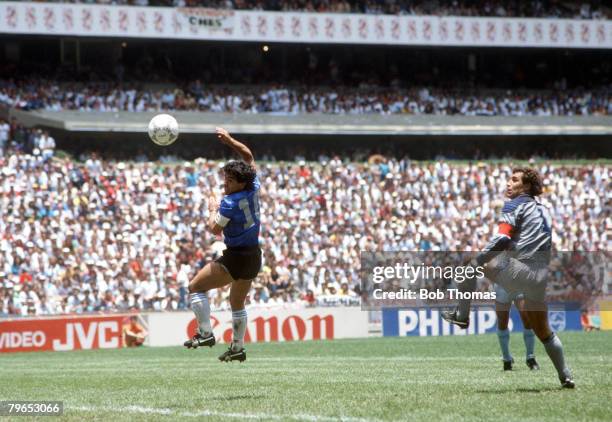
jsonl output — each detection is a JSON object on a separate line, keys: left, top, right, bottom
{"left": 1, "top": 2, "right": 610, "bottom": 49}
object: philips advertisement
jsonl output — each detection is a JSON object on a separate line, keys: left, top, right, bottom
{"left": 383, "top": 304, "right": 582, "bottom": 337}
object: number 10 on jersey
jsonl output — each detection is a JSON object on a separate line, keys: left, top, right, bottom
{"left": 238, "top": 194, "right": 260, "bottom": 229}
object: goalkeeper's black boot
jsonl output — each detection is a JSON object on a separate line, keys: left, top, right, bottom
{"left": 441, "top": 308, "right": 470, "bottom": 329}
{"left": 503, "top": 359, "right": 514, "bottom": 371}
{"left": 560, "top": 377, "right": 575, "bottom": 389}
{"left": 218, "top": 345, "right": 246, "bottom": 363}
{"left": 184, "top": 332, "right": 215, "bottom": 349}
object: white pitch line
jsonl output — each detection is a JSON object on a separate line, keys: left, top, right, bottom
{"left": 71, "top": 404, "right": 379, "bottom": 422}
{"left": 1, "top": 355, "right": 494, "bottom": 367}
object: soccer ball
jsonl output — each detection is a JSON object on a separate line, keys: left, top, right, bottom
{"left": 148, "top": 114, "right": 179, "bottom": 146}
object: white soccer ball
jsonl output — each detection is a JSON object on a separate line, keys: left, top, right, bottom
{"left": 148, "top": 114, "right": 179, "bottom": 146}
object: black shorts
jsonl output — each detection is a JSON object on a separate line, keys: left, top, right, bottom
{"left": 215, "top": 246, "right": 262, "bottom": 281}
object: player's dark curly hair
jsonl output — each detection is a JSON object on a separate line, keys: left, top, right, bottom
{"left": 223, "top": 160, "right": 257, "bottom": 190}
{"left": 512, "top": 167, "right": 544, "bottom": 196}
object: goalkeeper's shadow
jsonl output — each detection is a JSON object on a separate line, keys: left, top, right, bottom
{"left": 476, "top": 387, "right": 567, "bottom": 394}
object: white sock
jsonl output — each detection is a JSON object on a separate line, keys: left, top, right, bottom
{"left": 232, "top": 309, "right": 248, "bottom": 351}
{"left": 190, "top": 293, "right": 212, "bottom": 336}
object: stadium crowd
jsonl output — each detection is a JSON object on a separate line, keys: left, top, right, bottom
{"left": 2, "top": 81, "right": 610, "bottom": 116}
{"left": 30, "top": 1, "right": 610, "bottom": 19}
{"left": 0, "top": 122, "right": 608, "bottom": 316}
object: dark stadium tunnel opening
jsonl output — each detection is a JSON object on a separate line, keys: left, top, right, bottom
{"left": 2, "top": 36, "right": 611, "bottom": 91}
{"left": 44, "top": 129, "right": 612, "bottom": 161}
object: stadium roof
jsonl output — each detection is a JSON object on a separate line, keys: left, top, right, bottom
{"left": 10, "top": 109, "right": 612, "bottom": 136}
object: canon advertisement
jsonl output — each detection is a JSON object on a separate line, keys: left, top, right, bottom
{"left": 147, "top": 307, "right": 369, "bottom": 347}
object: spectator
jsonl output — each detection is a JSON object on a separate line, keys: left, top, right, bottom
{"left": 0, "top": 119, "right": 9, "bottom": 157}
{"left": 39, "top": 131, "right": 56, "bottom": 161}
{"left": 123, "top": 315, "right": 148, "bottom": 347}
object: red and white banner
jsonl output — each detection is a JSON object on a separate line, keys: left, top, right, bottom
{"left": 0, "top": 308, "right": 369, "bottom": 352}
{"left": 146, "top": 307, "right": 369, "bottom": 347}
{"left": 0, "top": 315, "right": 126, "bottom": 353}
{"left": 0, "top": 2, "right": 610, "bottom": 49}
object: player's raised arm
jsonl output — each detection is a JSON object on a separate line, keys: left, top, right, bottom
{"left": 215, "top": 127, "right": 255, "bottom": 168}
{"left": 473, "top": 220, "right": 514, "bottom": 266}
{"left": 207, "top": 190, "right": 223, "bottom": 235}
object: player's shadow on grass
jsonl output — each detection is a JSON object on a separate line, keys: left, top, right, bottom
{"left": 207, "top": 394, "right": 264, "bottom": 402}
{"left": 476, "top": 387, "right": 563, "bottom": 394}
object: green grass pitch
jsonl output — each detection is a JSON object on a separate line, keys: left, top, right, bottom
{"left": 1, "top": 331, "right": 610, "bottom": 421}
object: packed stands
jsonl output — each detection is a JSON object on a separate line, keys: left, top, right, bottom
{"left": 24, "top": 1, "right": 611, "bottom": 19}
{"left": 2, "top": 80, "right": 610, "bottom": 116}
{"left": 0, "top": 123, "right": 608, "bottom": 316}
